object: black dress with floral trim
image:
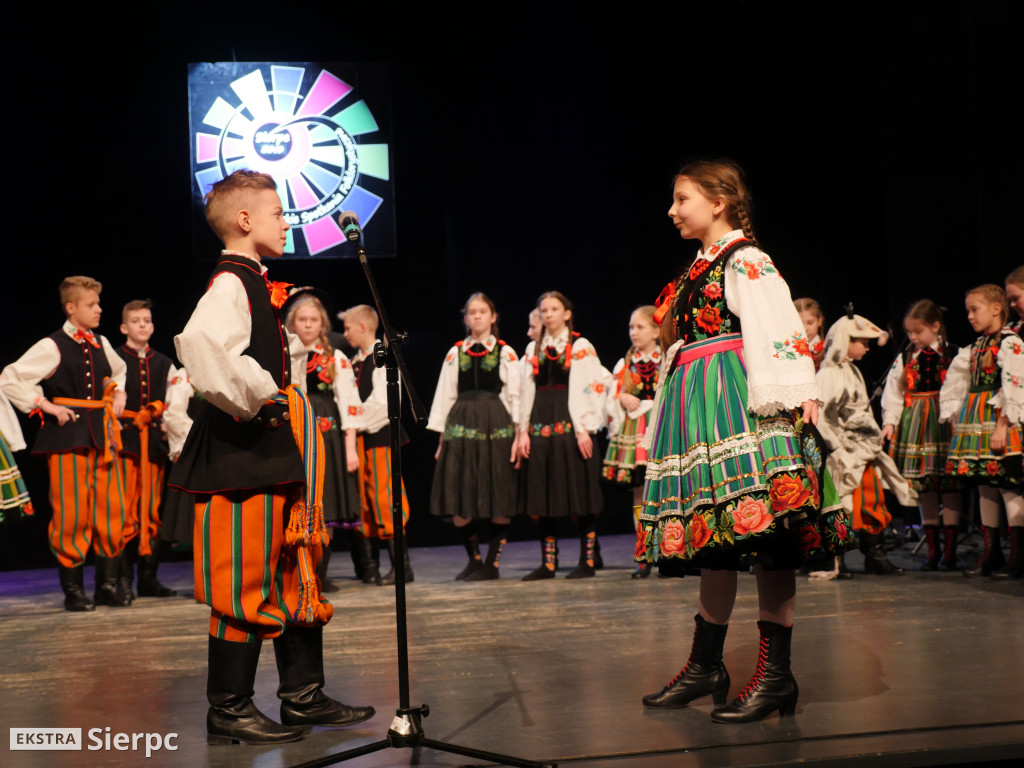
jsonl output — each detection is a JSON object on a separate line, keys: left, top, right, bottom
{"left": 306, "top": 349, "right": 360, "bottom": 523}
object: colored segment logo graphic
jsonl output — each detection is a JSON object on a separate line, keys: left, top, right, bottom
{"left": 191, "top": 64, "right": 390, "bottom": 256}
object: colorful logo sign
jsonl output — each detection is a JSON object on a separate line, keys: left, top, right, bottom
{"left": 188, "top": 63, "right": 393, "bottom": 257}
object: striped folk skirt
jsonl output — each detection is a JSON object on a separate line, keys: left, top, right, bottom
{"left": 946, "top": 390, "right": 1023, "bottom": 488}
{"left": 890, "top": 391, "right": 957, "bottom": 493}
{"left": 0, "top": 433, "right": 32, "bottom": 523}
{"left": 602, "top": 411, "right": 650, "bottom": 487}
{"left": 639, "top": 334, "right": 851, "bottom": 574}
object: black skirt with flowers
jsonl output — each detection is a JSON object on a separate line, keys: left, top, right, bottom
{"left": 521, "top": 386, "right": 602, "bottom": 518}
{"left": 308, "top": 390, "right": 360, "bottom": 524}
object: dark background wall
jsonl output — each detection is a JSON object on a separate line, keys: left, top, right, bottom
{"left": 1, "top": 2, "right": 1019, "bottom": 568}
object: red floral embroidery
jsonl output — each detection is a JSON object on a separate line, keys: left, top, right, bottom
{"left": 835, "top": 518, "right": 849, "bottom": 542}
{"left": 688, "top": 515, "right": 713, "bottom": 550}
{"left": 769, "top": 474, "right": 812, "bottom": 512}
{"left": 703, "top": 282, "right": 723, "bottom": 300}
{"left": 540, "top": 425, "right": 552, "bottom": 437}
{"left": 957, "top": 460, "right": 970, "bottom": 475}
{"left": 695, "top": 305, "right": 723, "bottom": 334}
{"left": 660, "top": 518, "right": 686, "bottom": 556}
{"left": 986, "top": 461, "right": 1001, "bottom": 475}
{"left": 634, "top": 525, "right": 648, "bottom": 559}
{"left": 732, "top": 497, "right": 773, "bottom": 535}
{"left": 553, "top": 422, "right": 565, "bottom": 434}
{"left": 743, "top": 262, "right": 760, "bottom": 280}
{"left": 317, "top": 416, "right": 332, "bottom": 433}
{"left": 797, "top": 522, "right": 822, "bottom": 552}
{"left": 791, "top": 338, "right": 811, "bottom": 358}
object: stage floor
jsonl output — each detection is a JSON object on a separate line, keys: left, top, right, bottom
{"left": 1, "top": 533, "right": 1022, "bottom": 768}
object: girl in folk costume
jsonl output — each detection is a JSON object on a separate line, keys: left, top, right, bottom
{"left": 639, "top": 159, "right": 850, "bottom": 724}
{"left": 428, "top": 293, "right": 520, "bottom": 581}
{"left": 517, "top": 291, "right": 608, "bottom": 580}
{"left": 0, "top": 388, "right": 33, "bottom": 524}
{"left": 1006, "top": 266, "right": 1024, "bottom": 335}
{"left": 285, "top": 293, "right": 365, "bottom": 588}
{"left": 880, "top": 300, "right": 961, "bottom": 570}
{"left": 603, "top": 305, "right": 661, "bottom": 579}
{"left": 940, "top": 284, "right": 1024, "bottom": 579}
{"left": 816, "top": 311, "right": 918, "bottom": 575}
{"left": 793, "top": 298, "right": 826, "bottom": 372}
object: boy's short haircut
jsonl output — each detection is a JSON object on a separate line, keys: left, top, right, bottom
{"left": 204, "top": 169, "right": 278, "bottom": 242}
{"left": 122, "top": 299, "right": 153, "bottom": 324}
{"left": 341, "top": 304, "right": 379, "bottom": 334}
{"left": 60, "top": 276, "right": 102, "bottom": 310}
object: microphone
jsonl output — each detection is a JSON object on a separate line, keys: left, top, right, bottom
{"left": 338, "top": 211, "right": 362, "bottom": 243}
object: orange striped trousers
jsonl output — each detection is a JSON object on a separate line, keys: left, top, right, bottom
{"left": 851, "top": 465, "right": 892, "bottom": 535}
{"left": 194, "top": 487, "right": 329, "bottom": 644}
{"left": 358, "top": 438, "right": 409, "bottom": 539}
{"left": 120, "top": 455, "right": 165, "bottom": 555}
{"left": 46, "top": 449, "right": 127, "bottom": 568}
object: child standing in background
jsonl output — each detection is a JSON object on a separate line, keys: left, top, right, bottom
{"left": 816, "top": 312, "right": 918, "bottom": 574}
{"left": 793, "top": 298, "right": 826, "bottom": 372}
{"left": 285, "top": 292, "right": 365, "bottom": 588}
{"left": 428, "top": 293, "right": 519, "bottom": 581}
{"left": 517, "top": 291, "right": 607, "bottom": 580}
{"left": 940, "top": 284, "right": 1024, "bottom": 579}
{"left": 603, "top": 305, "right": 660, "bottom": 578}
{"left": 343, "top": 304, "right": 412, "bottom": 585}
{"left": 881, "top": 300, "right": 960, "bottom": 570}
{"left": 1005, "top": 266, "right": 1024, "bottom": 335}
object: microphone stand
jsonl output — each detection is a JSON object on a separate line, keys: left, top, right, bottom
{"left": 294, "top": 233, "right": 553, "bottom": 768}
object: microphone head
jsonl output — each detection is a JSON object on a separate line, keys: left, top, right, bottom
{"left": 338, "top": 210, "right": 362, "bottom": 243}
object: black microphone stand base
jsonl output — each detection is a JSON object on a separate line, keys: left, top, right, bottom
{"left": 291, "top": 703, "right": 555, "bottom": 768}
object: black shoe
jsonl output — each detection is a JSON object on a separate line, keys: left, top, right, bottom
{"left": 58, "top": 565, "right": 95, "bottom": 612}
{"left": 207, "top": 636, "right": 304, "bottom": 745}
{"left": 465, "top": 562, "right": 500, "bottom": 581}
{"left": 381, "top": 538, "right": 414, "bottom": 585}
{"left": 967, "top": 526, "right": 1005, "bottom": 577}
{"left": 94, "top": 556, "right": 132, "bottom": 606}
{"left": 632, "top": 563, "right": 652, "bottom": 579}
{"left": 137, "top": 553, "right": 178, "bottom": 597}
{"left": 522, "top": 537, "right": 558, "bottom": 581}
{"left": 566, "top": 528, "right": 596, "bottom": 578}
{"left": 275, "top": 626, "right": 375, "bottom": 729}
{"left": 455, "top": 558, "right": 483, "bottom": 581}
{"left": 643, "top": 614, "right": 730, "bottom": 708}
{"left": 992, "top": 527, "right": 1023, "bottom": 580}
{"left": 465, "top": 530, "right": 505, "bottom": 581}
{"left": 117, "top": 546, "right": 136, "bottom": 603}
{"left": 711, "top": 621, "right": 798, "bottom": 723}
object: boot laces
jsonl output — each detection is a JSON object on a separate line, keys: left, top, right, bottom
{"left": 736, "top": 634, "right": 771, "bottom": 702}
{"left": 665, "top": 618, "right": 700, "bottom": 687}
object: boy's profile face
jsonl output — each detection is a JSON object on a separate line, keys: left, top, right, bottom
{"left": 244, "top": 188, "right": 290, "bottom": 259}
{"left": 65, "top": 289, "right": 102, "bottom": 330}
{"left": 343, "top": 317, "right": 370, "bottom": 350}
{"left": 121, "top": 309, "right": 154, "bottom": 347}
{"left": 847, "top": 338, "right": 870, "bottom": 361}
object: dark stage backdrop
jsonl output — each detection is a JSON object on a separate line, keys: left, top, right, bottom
{"left": 1, "top": 2, "right": 1020, "bottom": 569}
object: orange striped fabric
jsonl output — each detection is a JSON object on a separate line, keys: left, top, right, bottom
{"left": 357, "top": 437, "right": 409, "bottom": 539}
{"left": 851, "top": 465, "right": 891, "bottom": 535}
{"left": 193, "top": 489, "right": 333, "bottom": 644}
{"left": 120, "top": 455, "right": 165, "bottom": 556}
{"left": 46, "top": 449, "right": 127, "bottom": 568}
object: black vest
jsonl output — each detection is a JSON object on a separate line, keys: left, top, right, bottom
{"left": 168, "top": 257, "right": 304, "bottom": 494}
{"left": 33, "top": 330, "right": 112, "bottom": 455}
{"left": 116, "top": 345, "right": 172, "bottom": 461}
{"left": 456, "top": 342, "right": 504, "bottom": 394}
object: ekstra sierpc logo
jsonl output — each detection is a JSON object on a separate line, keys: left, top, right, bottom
{"left": 190, "top": 63, "right": 390, "bottom": 256}
{"left": 10, "top": 728, "right": 178, "bottom": 757}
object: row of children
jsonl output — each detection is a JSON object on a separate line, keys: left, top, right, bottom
{"left": 792, "top": 268, "right": 1023, "bottom": 579}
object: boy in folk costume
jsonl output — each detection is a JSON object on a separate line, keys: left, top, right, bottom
{"left": 341, "top": 304, "right": 412, "bottom": 584}
{"left": 816, "top": 312, "right": 918, "bottom": 574}
{"left": 169, "top": 170, "right": 373, "bottom": 745}
{"left": 0, "top": 276, "right": 130, "bottom": 611}
{"left": 115, "top": 300, "right": 177, "bottom": 599}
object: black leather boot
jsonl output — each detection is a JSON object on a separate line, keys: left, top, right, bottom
{"left": 968, "top": 525, "right": 1005, "bottom": 576}
{"left": 380, "top": 537, "right": 414, "bottom": 585}
{"left": 993, "top": 527, "right": 1024, "bottom": 580}
{"left": 593, "top": 534, "right": 604, "bottom": 569}
{"left": 466, "top": 524, "right": 508, "bottom": 581}
{"left": 58, "top": 565, "right": 94, "bottom": 612}
{"left": 362, "top": 538, "right": 382, "bottom": 585}
{"left": 938, "top": 524, "right": 959, "bottom": 571}
{"left": 347, "top": 526, "right": 369, "bottom": 581}
{"left": 920, "top": 525, "right": 941, "bottom": 571}
{"left": 137, "top": 544, "right": 178, "bottom": 597}
{"left": 117, "top": 540, "right": 136, "bottom": 602}
{"left": 860, "top": 532, "right": 904, "bottom": 575}
{"left": 207, "top": 636, "right": 304, "bottom": 745}
{"left": 274, "top": 626, "right": 375, "bottom": 730}
{"left": 455, "top": 523, "right": 483, "bottom": 581}
{"left": 522, "top": 536, "right": 558, "bottom": 581}
{"left": 94, "top": 556, "right": 132, "bottom": 606}
{"left": 711, "top": 621, "right": 798, "bottom": 723}
{"left": 643, "top": 614, "right": 730, "bottom": 708}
